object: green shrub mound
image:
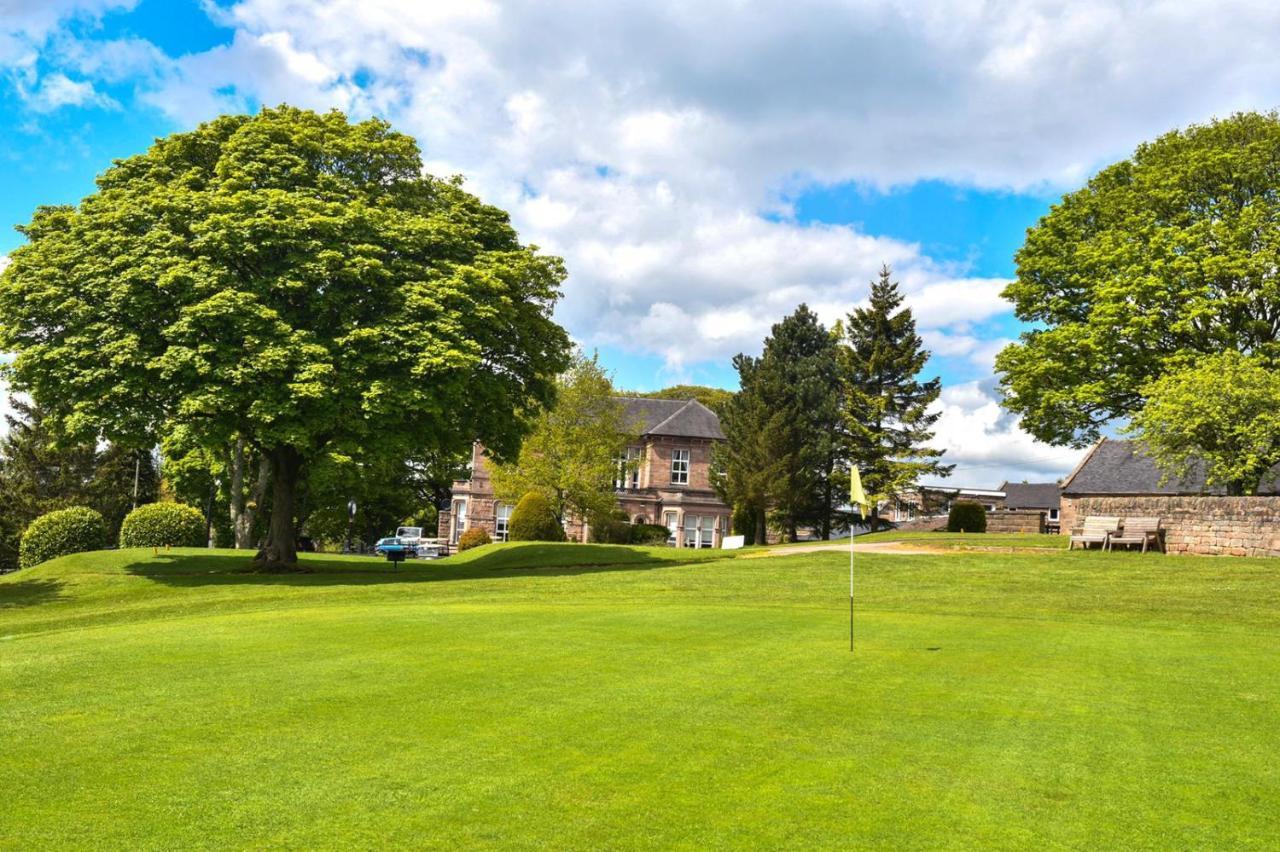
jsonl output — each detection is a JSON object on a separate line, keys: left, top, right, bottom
{"left": 119, "top": 502, "right": 206, "bottom": 549}
{"left": 507, "top": 492, "right": 566, "bottom": 542}
{"left": 19, "top": 506, "right": 108, "bottom": 569}
{"left": 588, "top": 511, "right": 632, "bottom": 545}
{"left": 630, "top": 523, "right": 671, "bottom": 546}
{"left": 457, "top": 527, "right": 491, "bottom": 552}
{"left": 947, "top": 500, "right": 988, "bottom": 533}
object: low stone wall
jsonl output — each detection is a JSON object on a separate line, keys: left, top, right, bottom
{"left": 1061, "top": 495, "right": 1280, "bottom": 557}
{"left": 986, "top": 510, "right": 1045, "bottom": 534}
{"left": 888, "top": 516, "right": 948, "bottom": 533}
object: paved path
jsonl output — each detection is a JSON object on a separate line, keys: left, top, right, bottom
{"left": 744, "top": 540, "right": 948, "bottom": 558}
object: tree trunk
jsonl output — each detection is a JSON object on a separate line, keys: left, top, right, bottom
{"left": 229, "top": 439, "right": 270, "bottom": 549}
{"left": 254, "top": 445, "right": 302, "bottom": 570}
{"left": 754, "top": 505, "right": 767, "bottom": 546}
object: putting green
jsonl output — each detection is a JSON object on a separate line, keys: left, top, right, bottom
{"left": 2, "top": 544, "right": 1277, "bottom": 848}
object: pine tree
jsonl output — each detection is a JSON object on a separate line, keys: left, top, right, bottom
{"left": 715, "top": 354, "right": 778, "bottom": 545}
{"left": 840, "top": 266, "right": 952, "bottom": 530}
{"left": 719, "top": 305, "right": 843, "bottom": 543}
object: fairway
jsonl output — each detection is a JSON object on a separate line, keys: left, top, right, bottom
{"left": 3, "top": 543, "right": 1279, "bottom": 849}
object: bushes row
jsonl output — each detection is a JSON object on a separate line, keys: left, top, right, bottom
{"left": 16, "top": 501, "right": 207, "bottom": 570}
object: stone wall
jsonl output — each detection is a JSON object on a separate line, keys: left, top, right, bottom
{"left": 1061, "top": 495, "right": 1280, "bottom": 557}
{"left": 986, "top": 510, "right": 1046, "bottom": 534}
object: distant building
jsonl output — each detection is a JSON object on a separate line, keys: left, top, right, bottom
{"left": 440, "top": 398, "right": 732, "bottom": 548}
{"left": 884, "top": 485, "right": 1006, "bottom": 523}
{"left": 1059, "top": 438, "right": 1280, "bottom": 532}
{"left": 999, "top": 481, "right": 1062, "bottom": 531}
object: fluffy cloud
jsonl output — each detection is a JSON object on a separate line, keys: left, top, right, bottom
{"left": 924, "top": 380, "right": 1086, "bottom": 488}
{"left": 9, "top": 0, "right": 1280, "bottom": 475}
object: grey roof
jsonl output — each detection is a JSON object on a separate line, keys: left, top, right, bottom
{"left": 999, "top": 481, "right": 1061, "bottom": 510}
{"left": 1062, "top": 439, "right": 1280, "bottom": 496}
{"left": 617, "top": 397, "right": 726, "bottom": 441}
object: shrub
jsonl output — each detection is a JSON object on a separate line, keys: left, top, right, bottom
{"left": 630, "top": 523, "right": 671, "bottom": 546}
{"left": 457, "top": 527, "right": 491, "bottom": 551}
{"left": 947, "top": 501, "right": 988, "bottom": 533}
{"left": 507, "top": 492, "right": 566, "bottom": 542}
{"left": 588, "top": 511, "right": 632, "bottom": 544}
{"left": 119, "top": 502, "right": 207, "bottom": 549}
{"left": 19, "top": 507, "right": 107, "bottom": 569}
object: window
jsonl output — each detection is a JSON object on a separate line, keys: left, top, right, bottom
{"left": 451, "top": 499, "right": 468, "bottom": 544}
{"left": 1048, "top": 508, "right": 1060, "bottom": 521}
{"left": 495, "top": 503, "right": 513, "bottom": 542}
{"left": 670, "top": 448, "right": 690, "bottom": 484}
{"left": 664, "top": 511, "right": 679, "bottom": 544}
{"left": 615, "top": 447, "right": 642, "bottom": 490}
{"left": 633, "top": 515, "right": 648, "bottom": 525}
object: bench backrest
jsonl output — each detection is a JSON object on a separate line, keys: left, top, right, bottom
{"left": 1082, "top": 516, "right": 1121, "bottom": 534}
{"left": 1121, "top": 517, "right": 1161, "bottom": 533}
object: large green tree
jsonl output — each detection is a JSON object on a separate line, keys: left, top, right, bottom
{"left": 489, "top": 353, "right": 635, "bottom": 528}
{"left": 719, "top": 305, "right": 842, "bottom": 542}
{"left": 715, "top": 355, "right": 782, "bottom": 545}
{"left": 0, "top": 106, "right": 570, "bottom": 568}
{"left": 1126, "top": 352, "right": 1280, "bottom": 495}
{"left": 997, "top": 112, "right": 1280, "bottom": 447}
{"left": 840, "top": 267, "right": 951, "bottom": 530}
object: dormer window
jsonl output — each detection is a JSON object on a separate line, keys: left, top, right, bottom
{"left": 671, "top": 448, "right": 689, "bottom": 485}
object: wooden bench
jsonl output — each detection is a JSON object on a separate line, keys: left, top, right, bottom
{"left": 1069, "top": 516, "right": 1121, "bottom": 550}
{"left": 1106, "top": 517, "right": 1164, "bottom": 553}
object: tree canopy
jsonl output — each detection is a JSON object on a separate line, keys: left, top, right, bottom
{"left": 0, "top": 106, "right": 571, "bottom": 567}
{"left": 489, "top": 353, "right": 636, "bottom": 528}
{"left": 997, "top": 112, "right": 1280, "bottom": 447}
{"left": 1126, "top": 352, "right": 1280, "bottom": 495}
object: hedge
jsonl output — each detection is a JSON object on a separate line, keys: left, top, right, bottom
{"left": 507, "top": 492, "right": 566, "bottom": 542}
{"left": 457, "top": 527, "right": 491, "bottom": 551}
{"left": 630, "top": 523, "right": 671, "bottom": 546}
{"left": 947, "top": 500, "right": 988, "bottom": 533}
{"left": 119, "top": 502, "right": 207, "bottom": 549}
{"left": 19, "top": 506, "right": 107, "bottom": 569}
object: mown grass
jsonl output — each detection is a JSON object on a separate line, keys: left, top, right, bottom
{"left": 2, "top": 542, "right": 1278, "bottom": 848}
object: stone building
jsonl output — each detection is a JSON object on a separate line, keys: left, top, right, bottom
{"left": 439, "top": 398, "right": 732, "bottom": 548}
{"left": 999, "top": 481, "right": 1062, "bottom": 532}
{"left": 1060, "top": 439, "right": 1280, "bottom": 557}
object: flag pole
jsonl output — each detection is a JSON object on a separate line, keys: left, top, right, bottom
{"left": 849, "top": 521, "right": 854, "bottom": 652}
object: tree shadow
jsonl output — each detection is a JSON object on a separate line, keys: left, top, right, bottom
{"left": 0, "top": 578, "right": 65, "bottom": 609}
{"left": 121, "top": 545, "right": 699, "bottom": 589}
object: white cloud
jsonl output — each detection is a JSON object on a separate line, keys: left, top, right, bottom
{"left": 20, "top": 70, "right": 117, "bottom": 112}
{"left": 923, "top": 380, "right": 1086, "bottom": 488}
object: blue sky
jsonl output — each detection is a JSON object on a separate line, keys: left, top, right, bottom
{"left": 4, "top": 0, "right": 1278, "bottom": 484}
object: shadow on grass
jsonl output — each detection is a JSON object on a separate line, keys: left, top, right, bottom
{"left": 121, "top": 545, "right": 701, "bottom": 588}
{"left": 0, "top": 578, "right": 65, "bottom": 609}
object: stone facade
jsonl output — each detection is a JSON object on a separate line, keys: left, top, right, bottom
{"left": 985, "top": 509, "right": 1045, "bottom": 534}
{"left": 1061, "top": 495, "right": 1280, "bottom": 558}
{"left": 441, "top": 435, "right": 731, "bottom": 548}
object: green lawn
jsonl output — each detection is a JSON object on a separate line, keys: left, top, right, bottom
{"left": 3, "top": 543, "right": 1279, "bottom": 848}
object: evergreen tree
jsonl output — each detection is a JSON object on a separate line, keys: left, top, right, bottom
{"left": 839, "top": 266, "right": 952, "bottom": 530}
{"left": 715, "top": 355, "right": 778, "bottom": 545}
{"left": 719, "top": 305, "right": 842, "bottom": 543}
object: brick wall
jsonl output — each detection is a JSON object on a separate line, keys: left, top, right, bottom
{"left": 1061, "top": 495, "right": 1280, "bottom": 557}
{"left": 986, "top": 510, "right": 1045, "bottom": 534}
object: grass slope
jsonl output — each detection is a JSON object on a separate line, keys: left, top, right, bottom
{"left": 2, "top": 543, "right": 1279, "bottom": 848}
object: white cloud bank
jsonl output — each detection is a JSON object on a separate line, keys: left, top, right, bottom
{"left": 10, "top": 0, "right": 1279, "bottom": 478}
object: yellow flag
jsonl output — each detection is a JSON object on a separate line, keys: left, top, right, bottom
{"left": 850, "top": 466, "right": 869, "bottom": 513}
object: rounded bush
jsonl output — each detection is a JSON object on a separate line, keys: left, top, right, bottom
{"left": 19, "top": 507, "right": 107, "bottom": 569}
{"left": 588, "top": 511, "right": 632, "bottom": 545}
{"left": 630, "top": 523, "right": 671, "bottom": 546}
{"left": 507, "top": 492, "right": 566, "bottom": 542}
{"left": 947, "top": 500, "right": 988, "bottom": 533}
{"left": 119, "top": 502, "right": 207, "bottom": 549}
{"left": 457, "top": 526, "right": 491, "bottom": 552}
